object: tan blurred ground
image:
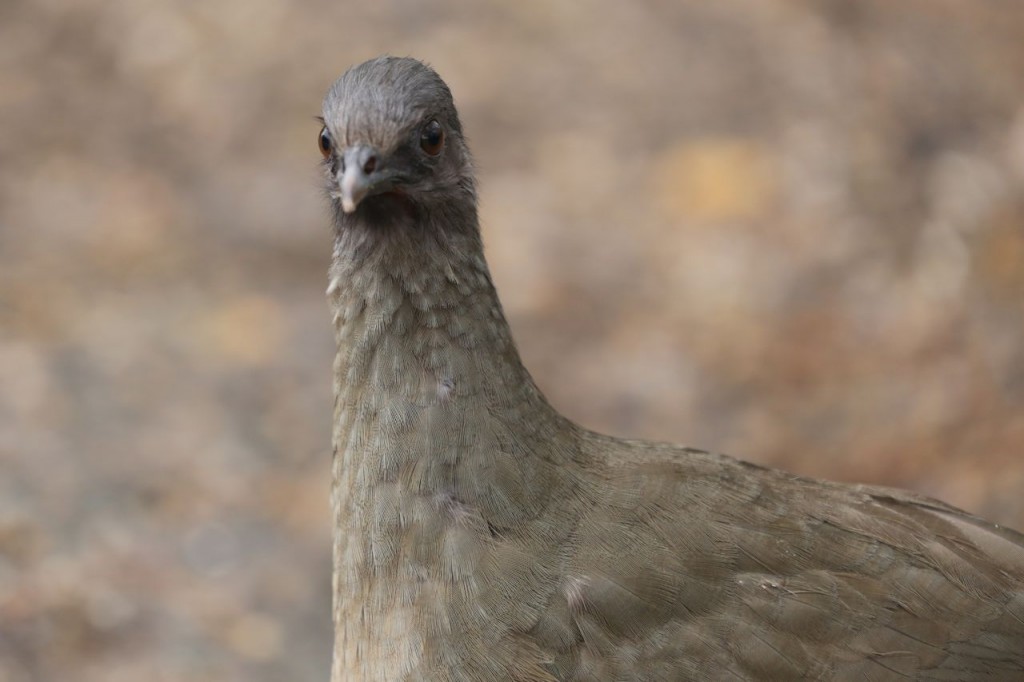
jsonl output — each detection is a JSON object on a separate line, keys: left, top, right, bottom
{"left": 2, "top": 1, "right": 1023, "bottom": 680}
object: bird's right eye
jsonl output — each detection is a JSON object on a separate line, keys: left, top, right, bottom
{"left": 318, "top": 126, "right": 333, "bottom": 158}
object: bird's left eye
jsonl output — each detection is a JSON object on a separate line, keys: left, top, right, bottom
{"left": 318, "top": 126, "right": 333, "bottom": 158}
{"left": 420, "top": 120, "right": 444, "bottom": 156}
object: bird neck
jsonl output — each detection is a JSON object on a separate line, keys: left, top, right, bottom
{"left": 327, "top": 209, "right": 584, "bottom": 679}
{"left": 327, "top": 213, "right": 567, "bottom": 497}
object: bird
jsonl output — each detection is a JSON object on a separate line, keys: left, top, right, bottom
{"left": 319, "top": 56, "right": 1024, "bottom": 681}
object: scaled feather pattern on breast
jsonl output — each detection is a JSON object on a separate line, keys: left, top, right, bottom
{"left": 319, "top": 56, "right": 1024, "bottom": 681}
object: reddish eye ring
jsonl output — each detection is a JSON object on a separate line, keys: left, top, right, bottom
{"left": 318, "top": 126, "right": 332, "bottom": 158}
{"left": 420, "top": 120, "right": 444, "bottom": 156}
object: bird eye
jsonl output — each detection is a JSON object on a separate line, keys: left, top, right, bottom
{"left": 420, "top": 120, "right": 444, "bottom": 156}
{"left": 318, "top": 126, "right": 333, "bottom": 158}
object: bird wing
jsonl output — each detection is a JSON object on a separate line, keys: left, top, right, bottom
{"left": 535, "top": 433, "right": 1024, "bottom": 680}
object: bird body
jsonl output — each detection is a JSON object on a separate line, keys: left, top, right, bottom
{"left": 321, "top": 57, "right": 1024, "bottom": 681}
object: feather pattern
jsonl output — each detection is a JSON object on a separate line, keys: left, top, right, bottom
{"left": 322, "top": 57, "right": 1024, "bottom": 681}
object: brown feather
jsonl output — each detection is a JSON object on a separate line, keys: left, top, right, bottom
{"left": 323, "top": 57, "right": 1024, "bottom": 681}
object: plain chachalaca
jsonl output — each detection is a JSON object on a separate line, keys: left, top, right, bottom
{"left": 320, "top": 56, "right": 1024, "bottom": 681}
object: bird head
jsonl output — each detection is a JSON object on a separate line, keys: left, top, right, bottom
{"left": 320, "top": 57, "right": 474, "bottom": 225}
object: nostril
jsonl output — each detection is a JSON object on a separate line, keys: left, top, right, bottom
{"left": 362, "top": 155, "right": 377, "bottom": 175}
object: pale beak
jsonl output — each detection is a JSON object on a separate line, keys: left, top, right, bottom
{"left": 337, "top": 145, "right": 384, "bottom": 213}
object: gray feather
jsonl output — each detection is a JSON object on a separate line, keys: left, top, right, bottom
{"left": 322, "top": 56, "right": 1024, "bottom": 681}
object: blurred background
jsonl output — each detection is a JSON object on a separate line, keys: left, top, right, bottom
{"left": 2, "top": 0, "right": 1023, "bottom": 680}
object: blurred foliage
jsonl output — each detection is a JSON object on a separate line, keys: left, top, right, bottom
{"left": 1, "top": 1, "right": 1023, "bottom": 680}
